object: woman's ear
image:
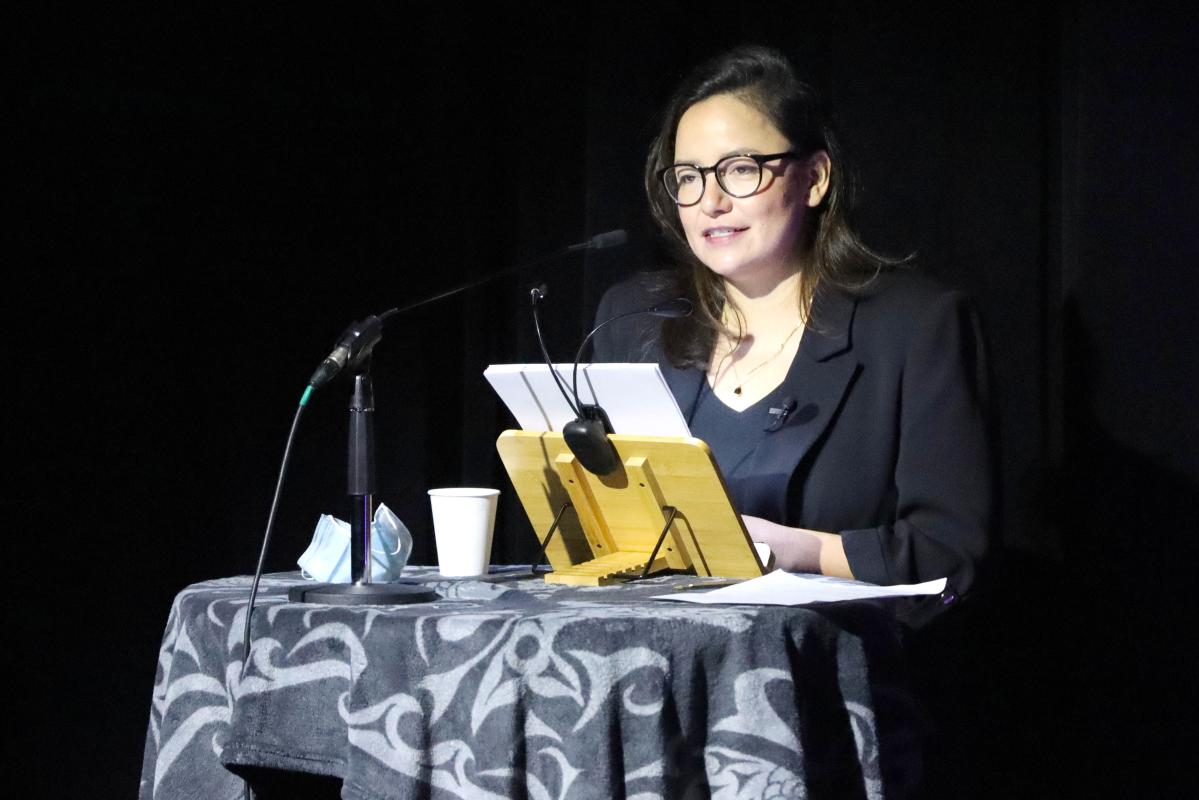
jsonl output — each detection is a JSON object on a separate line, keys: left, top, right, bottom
{"left": 806, "top": 150, "right": 832, "bottom": 208}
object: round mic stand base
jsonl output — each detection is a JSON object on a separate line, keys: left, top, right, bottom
{"left": 288, "top": 582, "right": 439, "bottom": 605}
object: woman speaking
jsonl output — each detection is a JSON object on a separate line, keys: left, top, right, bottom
{"left": 593, "top": 46, "right": 993, "bottom": 626}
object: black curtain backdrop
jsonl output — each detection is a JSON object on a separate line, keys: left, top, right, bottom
{"left": 17, "top": 2, "right": 1197, "bottom": 797}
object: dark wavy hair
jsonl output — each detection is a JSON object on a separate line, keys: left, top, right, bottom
{"left": 645, "top": 45, "right": 894, "bottom": 368}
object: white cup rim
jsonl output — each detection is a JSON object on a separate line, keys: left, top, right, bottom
{"left": 428, "top": 487, "right": 500, "bottom": 498}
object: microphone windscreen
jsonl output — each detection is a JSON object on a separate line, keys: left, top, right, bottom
{"left": 648, "top": 298, "right": 694, "bottom": 318}
{"left": 588, "top": 229, "right": 629, "bottom": 250}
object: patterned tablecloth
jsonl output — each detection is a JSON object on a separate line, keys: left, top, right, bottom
{"left": 141, "top": 567, "right": 919, "bottom": 799}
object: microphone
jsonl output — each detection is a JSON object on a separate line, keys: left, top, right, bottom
{"left": 529, "top": 289, "right": 693, "bottom": 475}
{"left": 639, "top": 297, "right": 693, "bottom": 318}
{"left": 764, "top": 397, "right": 797, "bottom": 432}
{"left": 572, "top": 296, "right": 692, "bottom": 407}
{"left": 530, "top": 285, "right": 580, "bottom": 418}
{"left": 566, "top": 229, "right": 629, "bottom": 252}
{"left": 306, "top": 229, "right": 629, "bottom": 391}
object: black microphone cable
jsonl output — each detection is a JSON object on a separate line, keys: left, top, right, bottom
{"left": 240, "top": 384, "right": 314, "bottom": 674}
{"left": 238, "top": 384, "right": 312, "bottom": 800}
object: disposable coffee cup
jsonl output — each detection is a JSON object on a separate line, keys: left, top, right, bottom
{"left": 428, "top": 488, "right": 499, "bottom": 577}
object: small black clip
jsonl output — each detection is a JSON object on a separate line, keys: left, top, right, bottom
{"left": 764, "top": 397, "right": 797, "bottom": 432}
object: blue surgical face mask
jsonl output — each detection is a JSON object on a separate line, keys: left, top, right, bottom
{"left": 297, "top": 504, "right": 412, "bottom": 583}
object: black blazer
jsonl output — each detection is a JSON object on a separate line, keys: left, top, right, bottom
{"left": 593, "top": 270, "right": 994, "bottom": 624}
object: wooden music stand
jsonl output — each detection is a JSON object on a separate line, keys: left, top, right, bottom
{"left": 495, "top": 430, "right": 766, "bottom": 585}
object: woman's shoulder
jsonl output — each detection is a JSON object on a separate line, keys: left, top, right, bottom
{"left": 842, "top": 268, "right": 981, "bottom": 336}
{"left": 848, "top": 267, "right": 972, "bottom": 316}
{"left": 831, "top": 268, "right": 985, "bottom": 360}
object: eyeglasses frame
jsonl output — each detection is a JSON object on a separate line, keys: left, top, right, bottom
{"left": 657, "top": 151, "right": 800, "bottom": 207}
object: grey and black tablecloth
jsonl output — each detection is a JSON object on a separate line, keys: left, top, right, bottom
{"left": 141, "top": 567, "right": 920, "bottom": 799}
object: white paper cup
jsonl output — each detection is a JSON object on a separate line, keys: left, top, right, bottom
{"left": 428, "top": 488, "right": 500, "bottom": 577}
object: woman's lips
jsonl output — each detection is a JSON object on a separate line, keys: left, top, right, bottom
{"left": 703, "top": 226, "right": 748, "bottom": 243}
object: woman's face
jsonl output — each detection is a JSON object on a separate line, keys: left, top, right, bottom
{"left": 672, "top": 93, "right": 826, "bottom": 291}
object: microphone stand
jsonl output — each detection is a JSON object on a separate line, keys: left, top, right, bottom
{"left": 288, "top": 362, "right": 438, "bottom": 605}
{"left": 280, "top": 230, "right": 630, "bottom": 606}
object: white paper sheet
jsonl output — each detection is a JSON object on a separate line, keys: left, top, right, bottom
{"left": 484, "top": 363, "right": 690, "bottom": 437}
{"left": 653, "top": 569, "right": 947, "bottom": 606}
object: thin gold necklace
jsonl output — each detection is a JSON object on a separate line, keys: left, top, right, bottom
{"left": 714, "top": 322, "right": 803, "bottom": 396}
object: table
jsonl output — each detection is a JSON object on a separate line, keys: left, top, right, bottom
{"left": 140, "top": 567, "right": 920, "bottom": 799}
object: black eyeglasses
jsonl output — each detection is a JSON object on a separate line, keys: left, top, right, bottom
{"left": 658, "top": 152, "right": 799, "bottom": 206}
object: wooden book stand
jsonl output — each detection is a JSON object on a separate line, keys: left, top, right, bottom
{"left": 496, "top": 430, "right": 766, "bottom": 585}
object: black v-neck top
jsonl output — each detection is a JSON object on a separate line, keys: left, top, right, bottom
{"left": 687, "top": 350, "right": 802, "bottom": 516}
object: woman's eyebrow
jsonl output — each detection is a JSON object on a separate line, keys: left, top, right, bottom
{"left": 673, "top": 148, "right": 766, "bottom": 164}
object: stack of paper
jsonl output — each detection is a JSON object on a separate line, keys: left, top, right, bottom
{"left": 654, "top": 570, "right": 947, "bottom": 606}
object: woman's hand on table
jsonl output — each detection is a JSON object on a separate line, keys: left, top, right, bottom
{"left": 742, "top": 515, "right": 855, "bottom": 579}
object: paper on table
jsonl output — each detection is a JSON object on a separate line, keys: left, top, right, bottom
{"left": 653, "top": 569, "right": 947, "bottom": 606}
{"left": 484, "top": 363, "right": 690, "bottom": 437}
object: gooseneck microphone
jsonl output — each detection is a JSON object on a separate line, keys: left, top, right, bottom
{"left": 530, "top": 286, "right": 580, "bottom": 417}
{"left": 382, "top": 229, "right": 628, "bottom": 320}
{"left": 530, "top": 289, "right": 693, "bottom": 476}
{"left": 566, "top": 229, "right": 628, "bottom": 252}
{"left": 301, "top": 229, "right": 629, "bottom": 392}
{"left": 571, "top": 297, "right": 693, "bottom": 407}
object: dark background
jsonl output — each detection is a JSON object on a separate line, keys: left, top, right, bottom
{"left": 17, "top": 2, "right": 1197, "bottom": 797}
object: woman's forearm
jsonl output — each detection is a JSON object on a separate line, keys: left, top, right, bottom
{"left": 741, "top": 515, "right": 856, "bottom": 579}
